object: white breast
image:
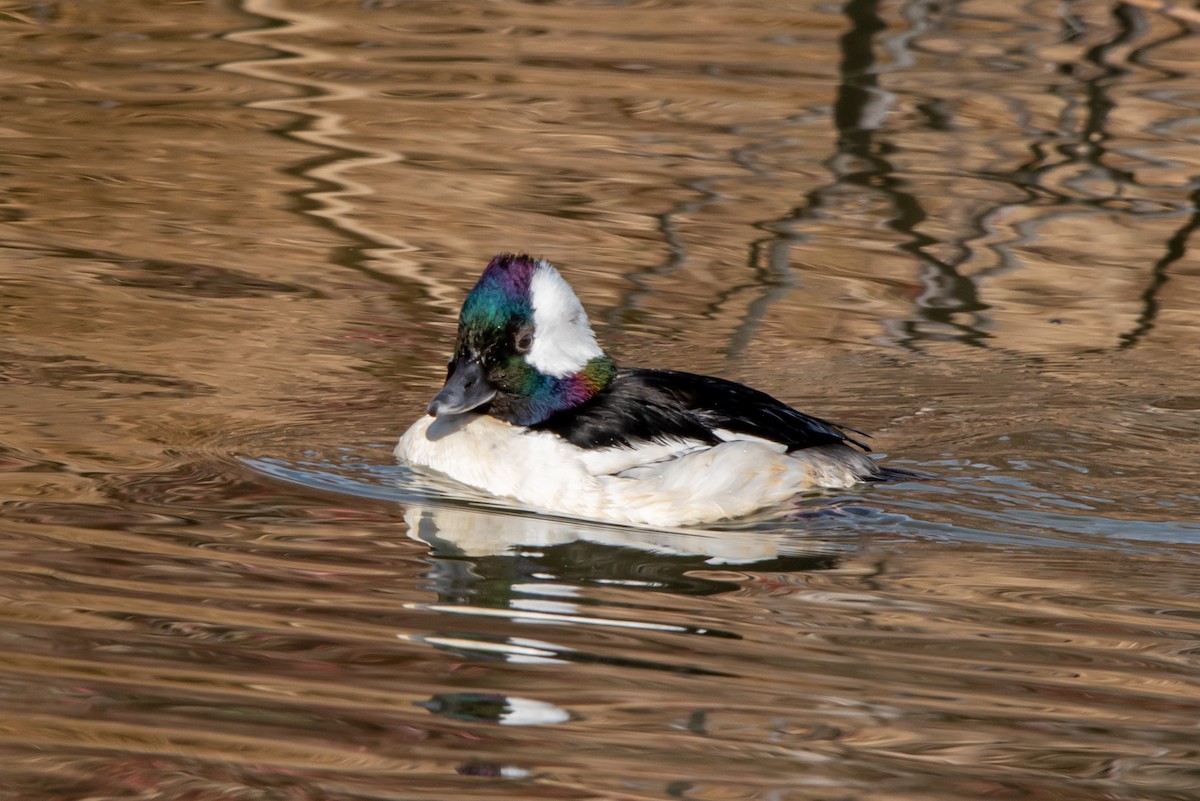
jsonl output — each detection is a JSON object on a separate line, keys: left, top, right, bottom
{"left": 396, "top": 414, "right": 604, "bottom": 514}
{"left": 396, "top": 414, "right": 876, "bottom": 527}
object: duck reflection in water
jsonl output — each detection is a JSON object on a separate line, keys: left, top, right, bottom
{"left": 400, "top": 500, "right": 842, "bottom": 672}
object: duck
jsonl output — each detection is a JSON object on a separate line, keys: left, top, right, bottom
{"left": 396, "top": 253, "right": 882, "bottom": 527}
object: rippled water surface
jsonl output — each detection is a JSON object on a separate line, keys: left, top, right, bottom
{"left": 3, "top": 1, "right": 1200, "bottom": 799}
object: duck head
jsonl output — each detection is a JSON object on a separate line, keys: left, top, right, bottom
{"left": 427, "top": 254, "right": 617, "bottom": 425}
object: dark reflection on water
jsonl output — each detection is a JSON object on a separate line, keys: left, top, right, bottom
{"left": 3, "top": 0, "right": 1200, "bottom": 799}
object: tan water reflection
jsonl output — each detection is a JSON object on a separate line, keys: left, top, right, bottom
{"left": 2, "top": 0, "right": 1200, "bottom": 799}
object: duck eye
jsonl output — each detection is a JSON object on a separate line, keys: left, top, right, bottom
{"left": 514, "top": 329, "right": 534, "bottom": 354}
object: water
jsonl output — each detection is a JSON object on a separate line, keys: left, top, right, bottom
{"left": 2, "top": 1, "right": 1200, "bottom": 798}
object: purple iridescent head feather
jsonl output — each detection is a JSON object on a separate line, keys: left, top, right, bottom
{"left": 460, "top": 254, "right": 540, "bottom": 333}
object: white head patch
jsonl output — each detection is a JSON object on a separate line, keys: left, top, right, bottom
{"left": 526, "top": 260, "right": 605, "bottom": 377}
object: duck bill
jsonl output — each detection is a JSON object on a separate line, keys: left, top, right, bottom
{"left": 427, "top": 354, "right": 497, "bottom": 417}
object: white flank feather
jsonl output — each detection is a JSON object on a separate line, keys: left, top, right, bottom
{"left": 396, "top": 414, "right": 875, "bottom": 527}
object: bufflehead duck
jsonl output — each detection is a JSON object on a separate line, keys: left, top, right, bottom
{"left": 396, "top": 254, "right": 881, "bottom": 527}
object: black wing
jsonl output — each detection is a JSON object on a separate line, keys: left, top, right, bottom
{"left": 532, "top": 367, "right": 870, "bottom": 452}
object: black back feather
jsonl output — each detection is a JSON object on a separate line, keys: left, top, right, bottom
{"left": 531, "top": 368, "right": 870, "bottom": 452}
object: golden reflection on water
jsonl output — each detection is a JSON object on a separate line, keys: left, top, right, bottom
{"left": 2, "top": 0, "right": 1200, "bottom": 799}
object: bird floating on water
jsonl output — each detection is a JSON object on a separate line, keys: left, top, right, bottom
{"left": 396, "top": 254, "right": 882, "bottom": 527}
